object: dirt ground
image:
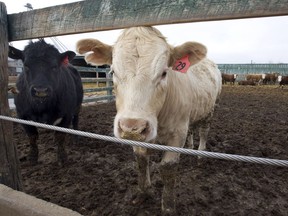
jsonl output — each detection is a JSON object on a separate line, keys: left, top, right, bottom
{"left": 13, "top": 85, "right": 288, "bottom": 216}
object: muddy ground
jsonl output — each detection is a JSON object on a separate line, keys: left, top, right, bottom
{"left": 13, "top": 85, "right": 288, "bottom": 216}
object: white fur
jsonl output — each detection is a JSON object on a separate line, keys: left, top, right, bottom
{"left": 112, "top": 27, "right": 221, "bottom": 149}
{"left": 76, "top": 26, "right": 222, "bottom": 213}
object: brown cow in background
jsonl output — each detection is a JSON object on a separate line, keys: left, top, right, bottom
{"left": 263, "top": 73, "right": 279, "bottom": 85}
{"left": 246, "top": 74, "right": 265, "bottom": 84}
{"left": 238, "top": 80, "right": 256, "bottom": 86}
{"left": 222, "top": 73, "right": 237, "bottom": 85}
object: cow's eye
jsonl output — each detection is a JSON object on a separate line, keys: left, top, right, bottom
{"left": 109, "top": 69, "right": 118, "bottom": 80}
{"left": 161, "top": 70, "right": 168, "bottom": 80}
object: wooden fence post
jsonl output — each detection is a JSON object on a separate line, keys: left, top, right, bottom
{"left": 0, "top": 2, "right": 22, "bottom": 190}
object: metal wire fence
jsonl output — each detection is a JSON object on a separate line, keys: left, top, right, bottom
{"left": 1, "top": 115, "right": 288, "bottom": 167}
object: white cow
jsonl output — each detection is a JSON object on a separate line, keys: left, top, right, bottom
{"left": 77, "top": 26, "right": 222, "bottom": 214}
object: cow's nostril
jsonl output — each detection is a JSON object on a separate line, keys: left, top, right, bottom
{"left": 140, "top": 123, "right": 150, "bottom": 136}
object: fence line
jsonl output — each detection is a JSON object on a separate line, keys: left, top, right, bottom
{"left": 0, "top": 115, "right": 287, "bottom": 167}
{"left": 7, "top": 65, "right": 114, "bottom": 103}
{"left": 8, "top": 86, "right": 115, "bottom": 100}
{"left": 218, "top": 63, "right": 288, "bottom": 75}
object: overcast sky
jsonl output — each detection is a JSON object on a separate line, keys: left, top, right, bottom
{"left": 2, "top": 0, "right": 288, "bottom": 64}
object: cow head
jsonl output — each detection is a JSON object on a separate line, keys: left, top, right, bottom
{"left": 77, "top": 26, "right": 206, "bottom": 142}
{"left": 9, "top": 39, "right": 75, "bottom": 102}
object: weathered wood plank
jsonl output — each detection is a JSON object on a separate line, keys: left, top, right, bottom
{"left": 7, "top": 0, "right": 288, "bottom": 41}
{"left": 0, "top": 2, "right": 22, "bottom": 190}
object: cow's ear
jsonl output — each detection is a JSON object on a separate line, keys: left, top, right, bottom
{"left": 169, "top": 42, "right": 207, "bottom": 70}
{"left": 8, "top": 46, "right": 24, "bottom": 60}
{"left": 76, "top": 39, "right": 112, "bottom": 66}
{"left": 60, "top": 51, "right": 76, "bottom": 66}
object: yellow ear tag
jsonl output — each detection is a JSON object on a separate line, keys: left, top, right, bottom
{"left": 172, "top": 55, "right": 190, "bottom": 73}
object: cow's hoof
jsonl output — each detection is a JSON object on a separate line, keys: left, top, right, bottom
{"left": 161, "top": 197, "right": 176, "bottom": 216}
{"left": 131, "top": 192, "right": 150, "bottom": 205}
{"left": 19, "top": 155, "right": 28, "bottom": 162}
{"left": 58, "top": 157, "right": 68, "bottom": 167}
{"left": 29, "top": 157, "right": 38, "bottom": 165}
{"left": 57, "top": 152, "right": 68, "bottom": 167}
{"left": 161, "top": 208, "right": 176, "bottom": 216}
{"left": 57, "top": 158, "right": 67, "bottom": 167}
{"left": 28, "top": 150, "right": 38, "bottom": 165}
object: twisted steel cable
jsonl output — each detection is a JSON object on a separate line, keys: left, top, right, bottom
{"left": 0, "top": 115, "right": 287, "bottom": 167}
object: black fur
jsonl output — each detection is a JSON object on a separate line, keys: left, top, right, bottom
{"left": 9, "top": 39, "right": 83, "bottom": 165}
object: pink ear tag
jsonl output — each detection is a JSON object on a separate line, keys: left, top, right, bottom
{"left": 172, "top": 55, "right": 190, "bottom": 73}
{"left": 62, "top": 56, "right": 69, "bottom": 65}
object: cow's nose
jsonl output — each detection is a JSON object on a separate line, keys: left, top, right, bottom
{"left": 118, "top": 118, "right": 150, "bottom": 141}
{"left": 31, "top": 86, "right": 49, "bottom": 97}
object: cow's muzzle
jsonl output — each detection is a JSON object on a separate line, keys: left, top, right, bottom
{"left": 118, "top": 118, "right": 151, "bottom": 141}
{"left": 31, "top": 86, "right": 50, "bottom": 98}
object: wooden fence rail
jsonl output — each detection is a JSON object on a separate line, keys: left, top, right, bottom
{"left": 7, "top": 0, "right": 288, "bottom": 41}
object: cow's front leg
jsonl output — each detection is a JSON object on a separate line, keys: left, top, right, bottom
{"left": 160, "top": 159, "right": 178, "bottom": 215}
{"left": 198, "top": 126, "right": 210, "bottom": 151}
{"left": 198, "top": 112, "right": 213, "bottom": 151}
{"left": 186, "top": 123, "right": 195, "bottom": 149}
{"left": 186, "top": 133, "right": 194, "bottom": 149}
{"left": 160, "top": 134, "right": 185, "bottom": 215}
{"left": 71, "top": 111, "right": 80, "bottom": 144}
{"left": 54, "top": 131, "right": 67, "bottom": 166}
{"left": 24, "top": 125, "right": 39, "bottom": 165}
{"left": 132, "top": 147, "right": 151, "bottom": 205}
{"left": 28, "top": 134, "right": 39, "bottom": 165}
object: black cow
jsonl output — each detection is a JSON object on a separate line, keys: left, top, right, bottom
{"left": 9, "top": 39, "right": 83, "bottom": 165}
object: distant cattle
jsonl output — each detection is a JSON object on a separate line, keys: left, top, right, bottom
{"left": 246, "top": 74, "right": 265, "bottom": 84}
{"left": 238, "top": 80, "right": 256, "bottom": 86}
{"left": 263, "top": 73, "right": 279, "bottom": 85}
{"left": 222, "top": 73, "right": 237, "bottom": 84}
{"left": 278, "top": 75, "right": 288, "bottom": 88}
{"left": 9, "top": 39, "right": 83, "bottom": 166}
{"left": 77, "top": 26, "right": 222, "bottom": 214}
